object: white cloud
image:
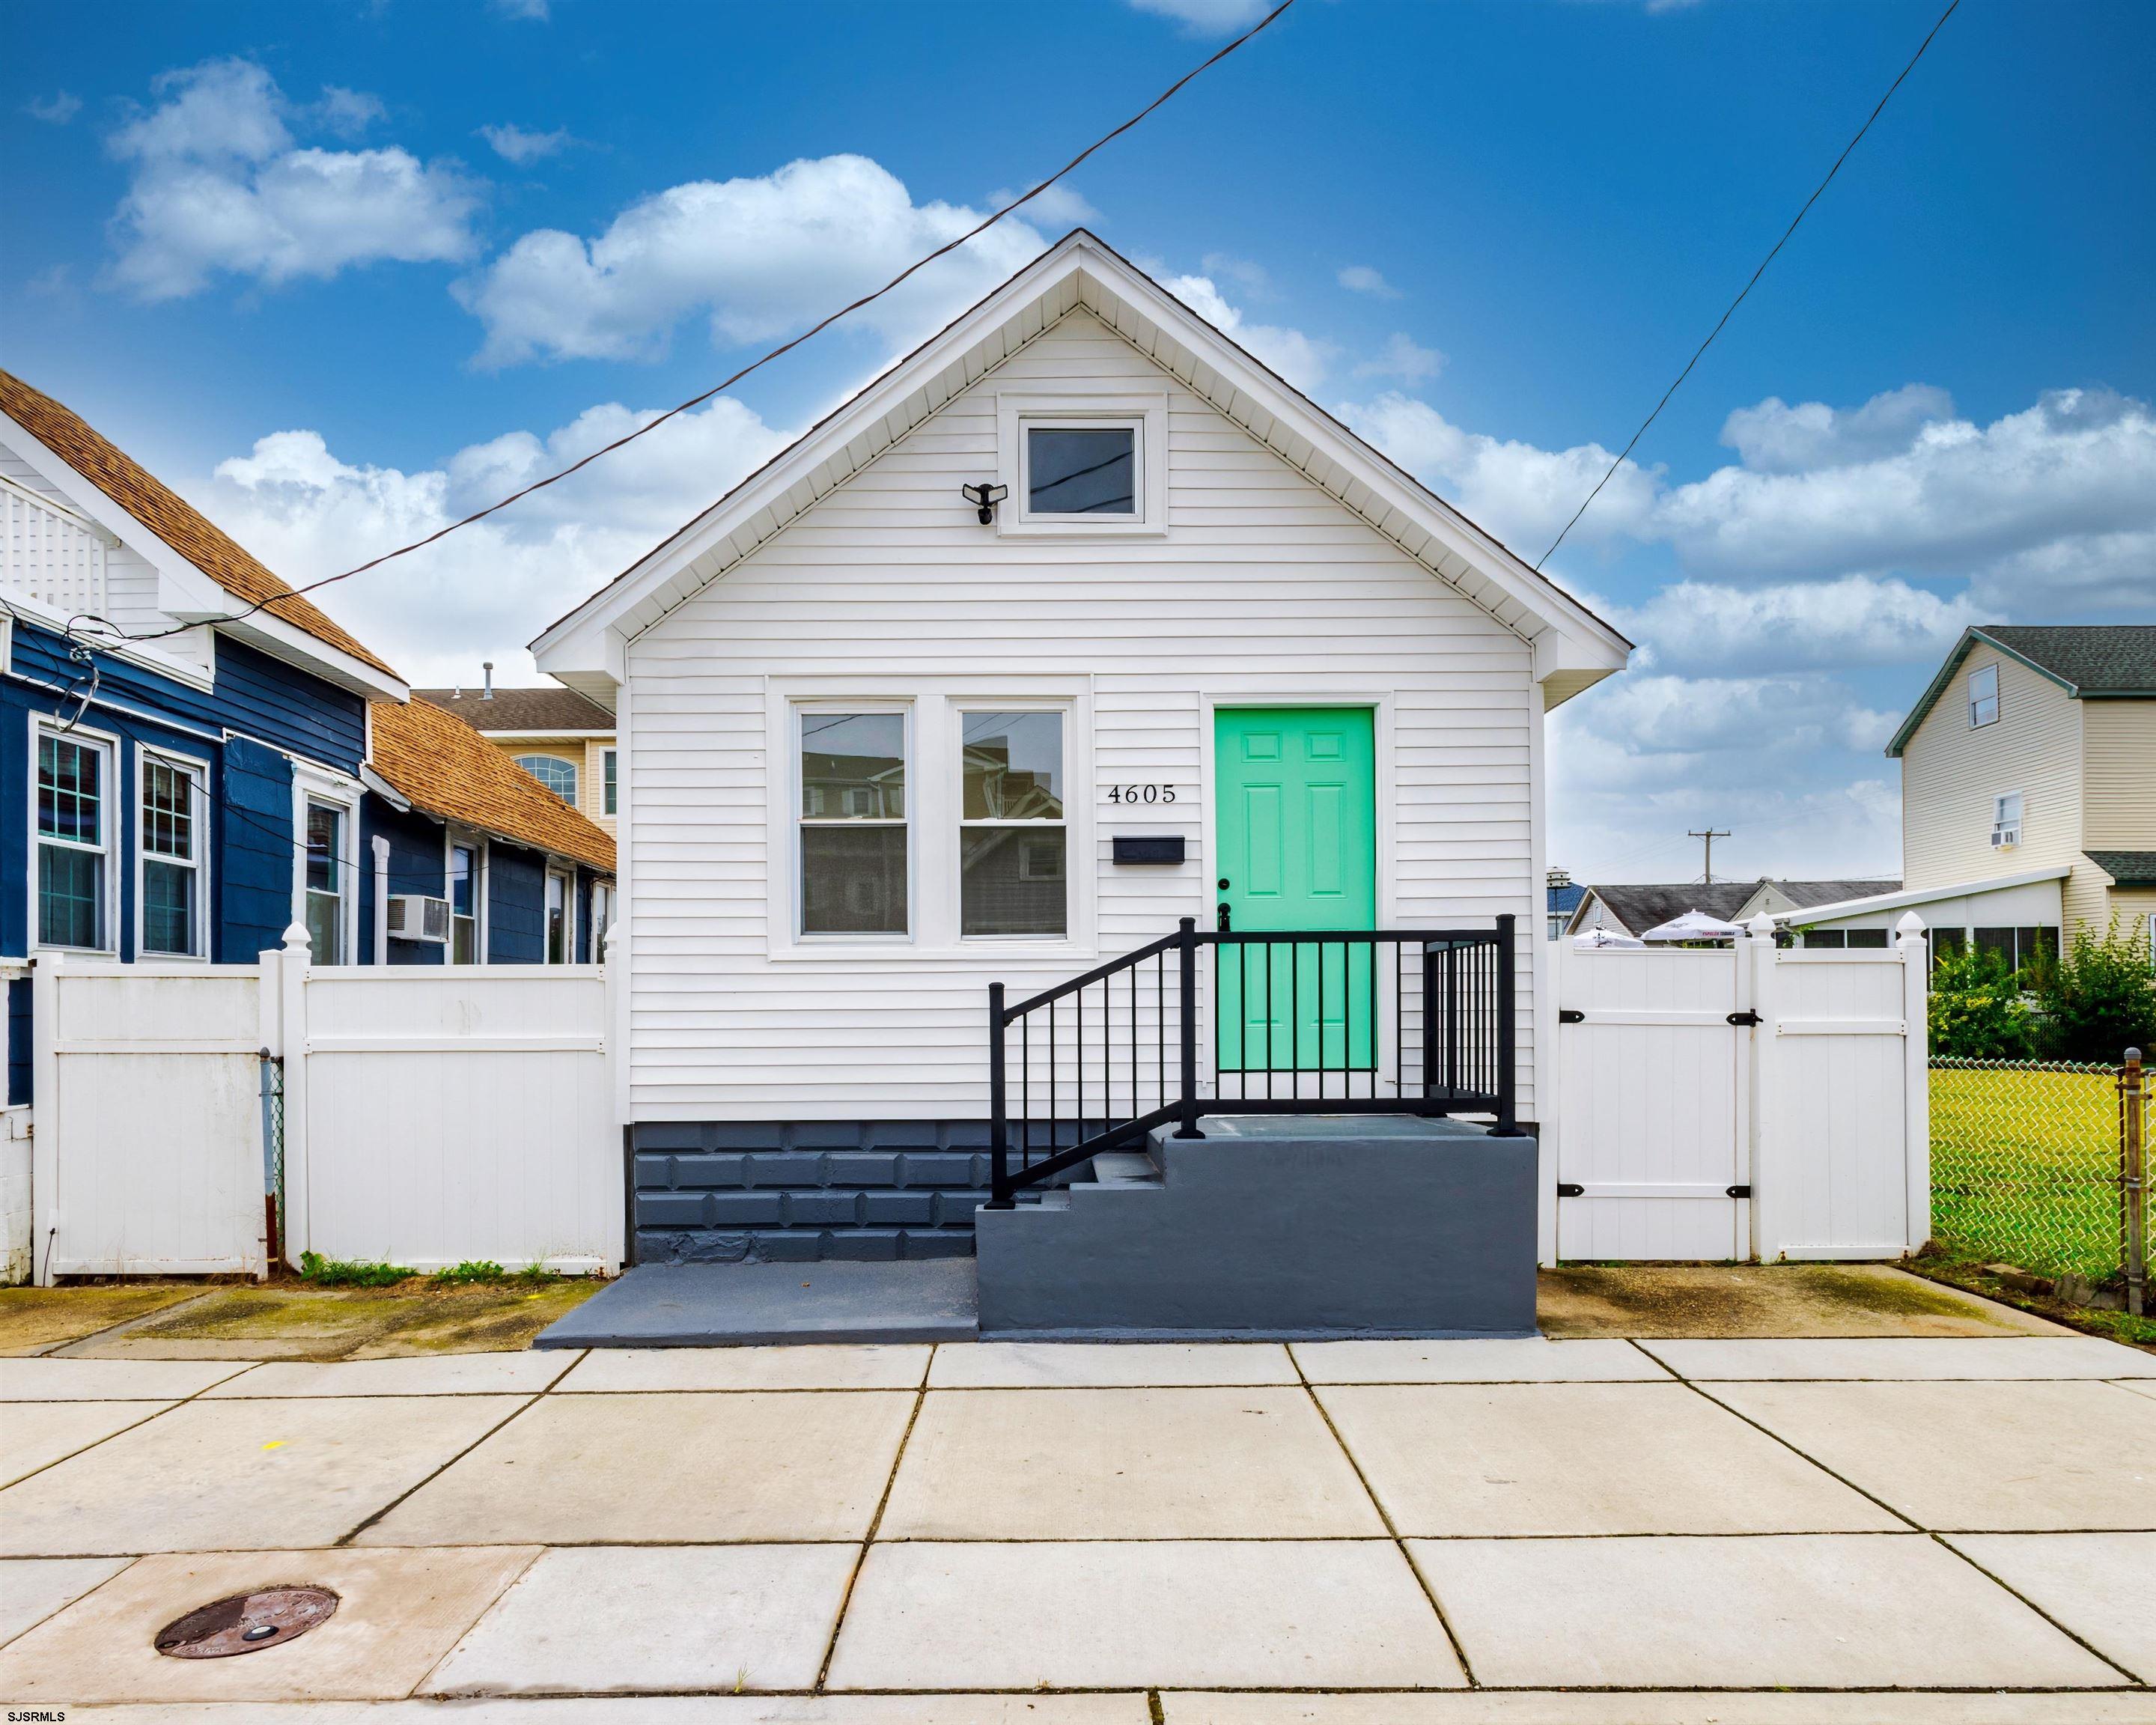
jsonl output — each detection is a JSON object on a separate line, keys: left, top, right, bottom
{"left": 25, "top": 91, "right": 82, "bottom": 124}
{"left": 984, "top": 182, "right": 1097, "bottom": 230}
{"left": 479, "top": 123, "right": 571, "bottom": 165}
{"left": 1344, "top": 392, "right": 1660, "bottom": 553}
{"left": 1336, "top": 264, "right": 1398, "bottom": 299}
{"left": 1720, "top": 383, "right": 1955, "bottom": 473}
{"left": 1353, "top": 332, "right": 1443, "bottom": 384}
{"left": 103, "top": 58, "right": 480, "bottom": 302}
{"left": 1202, "top": 252, "right": 1271, "bottom": 296}
{"left": 1127, "top": 0, "right": 1271, "bottom": 33}
{"left": 311, "top": 87, "right": 385, "bottom": 140}
{"left": 455, "top": 153, "right": 1050, "bottom": 367}
{"left": 200, "top": 394, "right": 791, "bottom": 687}
{"left": 1613, "top": 576, "right": 1982, "bottom": 675}
{"left": 1162, "top": 273, "right": 1332, "bottom": 393}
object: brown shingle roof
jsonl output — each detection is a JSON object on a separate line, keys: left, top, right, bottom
{"left": 0, "top": 368, "right": 400, "bottom": 681}
{"left": 415, "top": 687, "right": 614, "bottom": 733}
{"left": 370, "top": 698, "right": 614, "bottom": 875}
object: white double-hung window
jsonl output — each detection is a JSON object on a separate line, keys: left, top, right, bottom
{"left": 798, "top": 710, "right": 909, "bottom": 937}
{"left": 1969, "top": 664, "right": 2000, "bottom": 728}
{"left": 139, "top": 752, "right": 208, "bottom": 958}
{"left": 36, "top": 727, "right": 114, "bottom": 952}
{"left": 958, "top": 711, "right": 1066, "bottom": 938}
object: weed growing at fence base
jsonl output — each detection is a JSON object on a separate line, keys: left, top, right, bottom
{"left": 1931, "top": 1062, "right": 2122, "bottom": 1283}
{"left": 297, "top": 1251, "right": 416, "bottom": 1288}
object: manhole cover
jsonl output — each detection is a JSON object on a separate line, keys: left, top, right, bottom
{"left": 155, "top": 1586, "right": 338, "bottom": 1658}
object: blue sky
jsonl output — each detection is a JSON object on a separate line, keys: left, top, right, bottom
{"left": 6, "top": 0, "right": 2151, "bottom": 883}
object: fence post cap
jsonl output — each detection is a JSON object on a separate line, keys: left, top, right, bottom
{"left": 1896, "top": 910, "right": 1928, "bottom": 937}
{"left": 281, "top": 923, "right": 313, "bottom": 955}
{"left": 1746, "top": 913, "right": 1776, "bottom": 939}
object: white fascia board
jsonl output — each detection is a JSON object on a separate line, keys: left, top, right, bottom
{"left": 529, "top": 233, "right": 1633, "bottom": 674}
{"left": 0, "top": 580, "right": 214, "bottom": 690}
{"left": 455, "top": 727, "right": 615, "bottom": 741}
{"left": 1767, "top": 865, "right": 2074, "bottom": 924}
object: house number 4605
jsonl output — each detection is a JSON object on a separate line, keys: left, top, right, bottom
{"left": 1106, "top": 784, "right": 1177, "bottom": 804}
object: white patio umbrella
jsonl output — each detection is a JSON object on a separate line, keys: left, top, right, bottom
{"left": 1571, "top": 926, "right": 1646, "bottom": 949}
{"left": 1639, "top": 909, "right": 1747, "bottom": 943}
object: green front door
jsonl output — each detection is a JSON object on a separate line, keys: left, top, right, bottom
{"left": 1215, "top": 708, "right": 1377, "bottom": 1071}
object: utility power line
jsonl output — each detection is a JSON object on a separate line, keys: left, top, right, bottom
{"left": 1535, "top": 0, "right": 1962, "bottom": 572}
{"left": 112, "top": 0, "right": 1297, "bottom": 651}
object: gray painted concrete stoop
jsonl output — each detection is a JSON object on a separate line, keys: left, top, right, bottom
{"left": 534, "top": 1259, "right": 980, "bottom": 1348}
{"left": 976, "top": 1115, "right": 1538, "bottom": 1340}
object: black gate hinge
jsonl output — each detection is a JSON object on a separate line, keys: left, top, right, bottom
{"left": 1559, "top": 1009, "right": 1585, "bottom": 1024}
{"left": 1726, "top": 1009, "right": 1762, "bottom": 1026}
{"left": 1556, "top": 1181, "right": 1585, "bottom": 1197}
{"left": 1727, "top": 1184, "right": 1752, "bottom": 1198}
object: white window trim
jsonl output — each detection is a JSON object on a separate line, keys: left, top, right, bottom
{"left": 955, "top": 702, "right": 1072, "bottom": 943}
{"left": 445, "top": 827, "right": 488, "bottom": 966}
{"left": 515, "top": 752, "right": 579, "bottom": 805}
{"left": 1968, "top": 663, "right": 2000, "bottom": 728}
{"left": 995, "top": 389, "right": 1169, "bottom": 538}
{"left": 601, "top": 747, "right": 618, "bottom": 816}
{"left": 764, "top": 682, "right": 1096, "bottom": 960}
{"left": 30, "top": 718, "right": 121, "bottom": 957}
{"left": 292, "top": 766, "right": 360, "bottom": 965}
{"left": 134, "top": 744, "right": 212, "bottom": 963}
{"left": 543, "top": 861, "right": 577, "bottom": 965}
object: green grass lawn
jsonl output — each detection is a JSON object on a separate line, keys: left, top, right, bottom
{"left": 1930, "top": 1064, "right": 2134, "bottom": 1283}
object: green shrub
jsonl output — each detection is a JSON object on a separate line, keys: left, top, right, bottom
{"left": 1928, "top": 945, "right": 2039, "bottom": 1059}
{"left": 297, "top": 1251, "right": 415, "bottom": 1288}
{"left": 2035, "top": 916, "right": 2156, "bottom": 1064}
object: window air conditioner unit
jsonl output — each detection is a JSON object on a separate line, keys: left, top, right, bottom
{"left": 387, "top": 895, "right": 451, "bottom": 943}
{"left": 1990, "top": 824, "right": 2019, "bottom": 850}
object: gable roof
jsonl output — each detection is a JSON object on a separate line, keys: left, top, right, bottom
{"left": 0, "top": 368, "right": 404, "bottom": 689}
{"left": 532, "top": 231, "right": 1630, "bottom": 710}
{"left": 1752, "top": 877, "right": 1904, "bottom": 911}
{"left": 1886, "top": 625, "right": 2156, "bottom": 757}
{"left": 368, "top": 698, "right": 615, "bottom": 875}
{"left": 1572, "top": 883, "right": 1759, "bottom": 937}
{"left": 2086, "top": 851, "right": 2156, "bottom": 889}
{"left": 415, "top": 686, "right": 615, "bottom": 734}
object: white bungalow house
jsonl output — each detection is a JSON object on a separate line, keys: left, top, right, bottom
{"left": 532, "top": 231, "right": 1631, "bottom": 1263}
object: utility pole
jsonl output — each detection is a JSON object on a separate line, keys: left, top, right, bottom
{"left": 1688, "top": 829, "right": 1731, "bottom": 884}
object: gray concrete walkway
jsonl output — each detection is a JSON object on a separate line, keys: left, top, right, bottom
{"left": 1, "top": 1333, "right": 2153, "bottom": 1720}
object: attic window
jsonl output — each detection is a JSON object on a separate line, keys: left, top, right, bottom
{"left": 1026, "top": 427, "right": 1136, "bottom": 517}
{"left": 1968, "top": 664, "right": 1999, "bottom": 728}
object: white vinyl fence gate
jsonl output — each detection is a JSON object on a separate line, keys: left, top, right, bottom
{"left": 31, "top": 927, "right": 621, "bottom": 1283}
{"left": 1547, "top": 913, "right": 1930, "bottom": 1264}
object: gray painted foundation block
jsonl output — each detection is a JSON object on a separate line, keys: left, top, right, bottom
{"left": 975, "top": 1114, "right": 1537, "bottom": 1339}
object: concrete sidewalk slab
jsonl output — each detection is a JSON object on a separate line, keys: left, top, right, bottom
{"left": 0, "top": 1356, "right": 249, "bottom": 1400}
{"left": 1, "top": 1399, "right": 172, "bottom": 1486}
{"left": 0, "top": 1555, "right": 131, "bottom": 1646}
{"left": 63, "top": 1697, "right": 1157, "bottom": 1722}
{"left": 1166, "top": 1693, "right": 2156, "bottom": 1723}
{"left": 1708, "top": 1378, "right": 2156, "bottom": 1530}
{"left": 556, "top": 1343, "right": 930, "bottom": 1393}
{"left": 0, "top": 1394, "right": 527, "bottom": 1555}
{"left": 0, "top": 1545, "right": 538, "bottom": 1703}
{"left": 1316, "top": 1381, "right": 1898, "bottom": 1536}
{"left": 1642, "top": 1336, "right": 2156, "bottom": 1380}
{"left": 2122, "top": 1378, "right": 2156, "bottom": 1401}
{"left": 201, "top": 1354, "right": 579, "bottom": 1398}
{"left": 878, "top": 1386, "right": 1383, "bottom": 1539}
{"left": 828, "top": 1539, "right": 1463, "bottom": 1690}
{"left": 357, "top": 1390, "right": 915, "bottom": 1545}
{"left": 1407, "top": 1533, "right": 2121, "bottom": 1689}
{"left": 536, "top": 1261, "right": 978, "bottom": 1348}
{"left": 424, "top": 1544, "right": 857, "bottom": 1695}
{"left": 928, "top": 1341, "right": 1297, "bottom": 1388}
{"left": 1291, "top": 1337, "right": 1667, "bottom": 1383}
{"left": 1948, "top": 1533, "right": 2156, "bottom": 1682}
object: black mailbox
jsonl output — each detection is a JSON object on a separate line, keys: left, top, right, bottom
{"left": 1112, "top": 836, "right": 1186, "bottom": 865}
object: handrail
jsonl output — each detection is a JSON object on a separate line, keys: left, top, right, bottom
{"left": 987, "top": 913, "right": 1519, "bottom": 1206}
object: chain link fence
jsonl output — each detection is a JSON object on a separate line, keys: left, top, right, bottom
{"left": 1931, "top": 1053, "right": 2149, "bottom": 1312}
{"left": 259, "top": 1053, "right": 286, "bottom": 1271}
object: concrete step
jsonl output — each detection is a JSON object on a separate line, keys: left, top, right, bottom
{"left": 1088, "top": 1151, "right": 1163, "bottom": 1185}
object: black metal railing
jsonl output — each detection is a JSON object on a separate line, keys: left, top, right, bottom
{"left": 987, "top": 913, "right": 1518, "bottom": 1205}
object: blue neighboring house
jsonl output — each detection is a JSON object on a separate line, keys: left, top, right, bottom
{"left": 0, "top": 371, "right": 615, "bottom": 1105}
{"left": 1546, "top": 869, "right": 1586, "bottom": 940}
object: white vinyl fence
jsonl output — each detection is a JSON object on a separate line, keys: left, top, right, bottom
{"left": 31, "top": 927, "right": 621, "bottom": 1284}
{"left": 1546, "top": 912, "right": 1929, "bottom": 1265}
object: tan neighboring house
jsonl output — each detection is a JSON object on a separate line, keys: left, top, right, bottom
{"left": 415, "top": 682, "right": 618, "bottom": 838}
{"left": 1767, "top": 626, "right": 2156, "bottom": 966}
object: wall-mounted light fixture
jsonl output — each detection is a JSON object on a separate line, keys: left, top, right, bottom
{"left": 960, "top": 481, "right": 1008, "bottom": 526}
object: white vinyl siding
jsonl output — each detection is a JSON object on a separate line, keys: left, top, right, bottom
{"left": 621, "top": 309, "right": 1538, "bottom": 1121}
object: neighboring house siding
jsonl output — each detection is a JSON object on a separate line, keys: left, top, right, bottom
{"left": 487, "top": 842, "right": 546, "bottom": 963}
{"left": 219, "top": 736, "right": 296, "bottom": 962}
{"left": 361, "top": 797, "right": 450, "bottom": 967}
{"left": 1901, "top": 642, "right": 2083, "bottom": 892}
{"left": 624, "top": 308, "right": 1538, "bottom": 1122}
{"left": 213, "top": 638, "right": 367, "bottom": 776}
{"left": 2081, "top": 701, "right": 2156, "bottom": 850}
